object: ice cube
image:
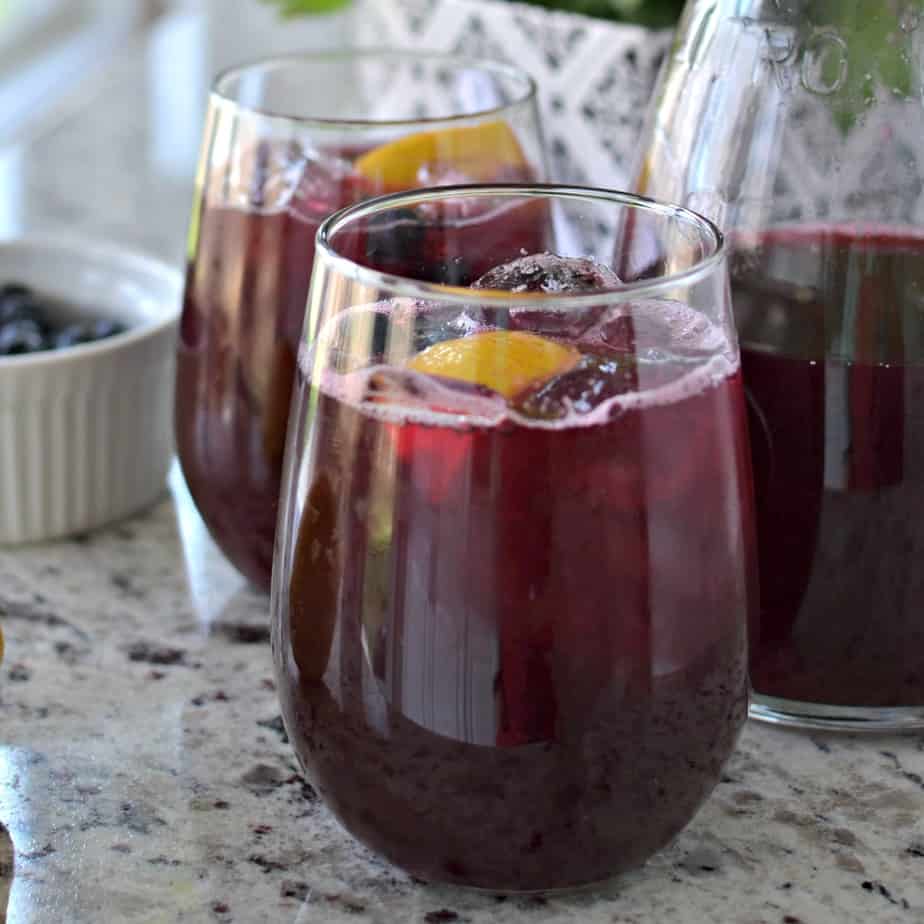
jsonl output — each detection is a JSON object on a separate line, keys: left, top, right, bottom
{"left": 412, "top": 305, "right": 488, "bottom": 352}
{"left": 587, "top": 299, "right": 726, "bottom": 361}
{"left": 472, "top": 252, "right": 622, "bottom": 294}
{"left": 513, "top": 350, "right": 638, "bottom": 420}
{"left": 591, "top": 312, "right": 637, "bottom": 353}
{"left": 360, "top": 367, "right": 505, "bottom": 422}
{"left": 212, "top": 138, "right": 364, "bottom": 216}
{"left": 414, "top": 164, "right": 473, "bottom": 188}
{"left": 319, "top": 300, "right": 486, "bottom": 370}
{"left": 218, "top": 140, "right": 309, "bottom": 212}
{"left": 314, "top": 304, "right": 392, "bottom": 373}
{"left": 290, "top": 146, "right": 369, "bottom": 220}
{"left": 377, "top": 299, "right": 491, "bottom": 353}
{"left": 471, "top": 252, "right": 622, "bottom": 339}
{"left": 509, "top": 306, "right": 606, "bottom": 340}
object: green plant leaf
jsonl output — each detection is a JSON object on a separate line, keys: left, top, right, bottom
{"left": 501, "top": 0, "right": 684, "bottom": 28}
{"left": 261, "top": 0, "right": 351, "bottom": 16}
{"left": 809, "top": 0, "right": 922, "bottom": 132}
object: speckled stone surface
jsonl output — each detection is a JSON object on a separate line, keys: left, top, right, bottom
{"left": 3, "top": 469, "right": 924, "bottom": 924}
{"left": 2, "top": 8, "right": 924, "bottom": 924}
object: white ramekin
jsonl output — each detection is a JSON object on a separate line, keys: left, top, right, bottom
{"left": 0, "top": 233, "right": 182, "bottom": 544}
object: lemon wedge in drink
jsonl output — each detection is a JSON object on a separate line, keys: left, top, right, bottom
{"left": 408, "top": 330, "right": 578, "bottom": 399}
{"left": 355, "top": 121, "right": 526, "bottom": 189}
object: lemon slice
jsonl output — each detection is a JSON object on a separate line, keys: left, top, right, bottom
{"left": 408, "top": 330, "right": 578, "bottom": 399}
{"left": 355, "top": 121, "right": 526, "bottom": 189}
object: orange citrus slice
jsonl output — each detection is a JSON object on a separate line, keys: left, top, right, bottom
{"left": 408, "top": 330, "right": 578, "bottom": 399}
{"left": 354, "top": 121, "right": 526, "bottom": 189}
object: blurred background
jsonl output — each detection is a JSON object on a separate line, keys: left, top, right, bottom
{"left": 0, "top": 0, "right": 667, "bottom": 266}
{"left": 0, "top": 0, "right": 680, "bottom": 259}
{"left": 0, "top": 0, "right": 353, "bottom": 259}
{"left": 0, "top": 0, "right": 358, "bottom": 143}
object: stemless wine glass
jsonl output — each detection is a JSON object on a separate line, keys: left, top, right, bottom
{"left": 636, "top": 1, "right": 924, "bottom": 730}
{"left": 271, "top": 185, "right": 753, "bottom": 892}
{"left": 176, "top": 51, "right": 545, "bottom": 590}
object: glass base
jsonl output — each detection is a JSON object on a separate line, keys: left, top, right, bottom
{"left": 750, "top": 692, "right": 924, "bottom": 732}
{"left": 426, "top": 874, "right": 620, "bottom": 897}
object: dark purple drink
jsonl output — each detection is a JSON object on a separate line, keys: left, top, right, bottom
{"left": 177, "top": 139, "right": 538, "bottom": 589}
{"left": 274, "top": 287, "right": 751, "bottom": 890}
{"left": 734, "top": 224, "right": 924, "bottom": 709}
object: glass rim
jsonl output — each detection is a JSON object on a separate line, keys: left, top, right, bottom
{"left": 316, "top": 184, "right": 726, "bottom": 310}
{"left": 211, "top": 48, "right": 539, "bottom": 128}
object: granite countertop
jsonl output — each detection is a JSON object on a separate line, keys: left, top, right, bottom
{"left": 2, "top": 7, "right": 924, "bottom": 924}
{"left": 3, "top": 470, "right": 924, "bottom": 924}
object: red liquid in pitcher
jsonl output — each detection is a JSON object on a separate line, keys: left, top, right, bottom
{"left": 734, "top": 225, "right": 924, "bottom": 707}
{"left": 176, "top": 144, "right": 536, "bottom": 588}
{"left": 273, "top": 298, "right": 750, "bottom": 890}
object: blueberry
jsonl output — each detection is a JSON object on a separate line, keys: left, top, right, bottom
{"left": 53, "top": 323, "right": 92, "bottom": 349}
{"left": 0, "top": 290, "right": 45, "bottom": 327}
{"left": 365, "top": 207, "right": 426, "bottom": 267}
{"left": 514, "top": 351, "right": 638, "bottom": 420}
{"left": 89, "top": 319, "right": 126, "bottom": 340}
{"left": 0, "top": 320, "right": 46, "bottom": 356}
{"left": 0, "top": 282, "right": 31, "bottom": 302}
{"left": 54, "top": 318, "right": 126, "bottom": 349}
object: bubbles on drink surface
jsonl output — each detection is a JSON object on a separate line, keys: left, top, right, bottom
{"left": 305, "top": 253, "right": 734, "bottom": 427}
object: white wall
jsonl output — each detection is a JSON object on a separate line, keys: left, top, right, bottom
{"left": 0, "top": 0, "right": 144, "bottom": 143}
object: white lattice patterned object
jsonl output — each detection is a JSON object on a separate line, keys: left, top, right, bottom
{"left": 773, "top": 95, "right": 924, "bottom": 226}
{"left": 351, "top": 0, "right": 669, "bottom": 191}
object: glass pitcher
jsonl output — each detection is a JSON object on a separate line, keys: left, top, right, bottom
{"left": 635, "top": 0, "right": 924, "bottom": 730}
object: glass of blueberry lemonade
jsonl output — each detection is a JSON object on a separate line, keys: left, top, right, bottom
{"left": 176, "top": 51, "right": 544, "bottom": 590}
{"left": 271, "top": 185, "right": 754, "bottom": 891}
